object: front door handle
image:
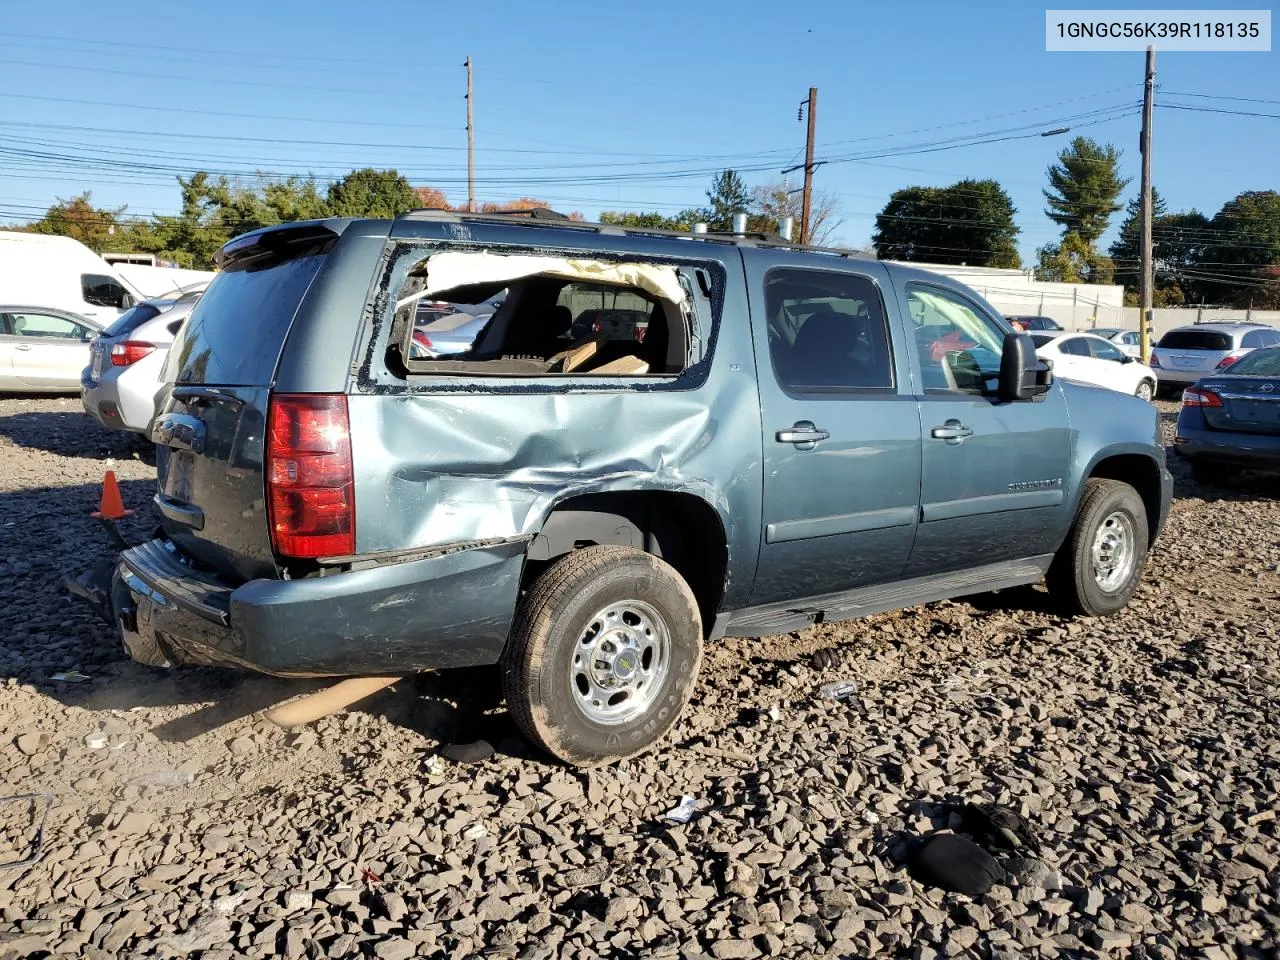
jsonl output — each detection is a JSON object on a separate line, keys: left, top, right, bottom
{"left": 931, "top": 419, "right": 973, "bottom": 444}
{"left": 14, "top": 344, "right": 31, "bottom": 352}
{"left": 776, "top": 421, "right": 830, "bottom": 449}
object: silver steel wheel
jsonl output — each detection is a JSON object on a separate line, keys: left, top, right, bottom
{"left": 1136, "top": 380, "right": 1154, "bottom": 401}
{"left": 571, "top": 600, "right": 670, "bottom": 726}
{"left": 1091, "top": 510, "right": 1135, "bottom": 592}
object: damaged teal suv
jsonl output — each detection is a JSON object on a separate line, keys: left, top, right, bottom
{"left": 102, "top": 210, "right": 1171, "bottom": 766}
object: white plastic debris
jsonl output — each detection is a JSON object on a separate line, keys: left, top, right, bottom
{"left": 662, "top": 794, "right": 699, "bottom": 824}
{"left": 864, "top": 811, "right": 881, "bottom": 824}
{"left": 84, "top": 732, "right": 108, "bottom": 750}
{"left": 463, "top": 823, "right": 487, "bottom": 840}
{"left": 767, "top": 705, "right": 782, "bottom": 722}
{"left": 819, "top": 680, "right": 859, "bottom": 701}
{"left": 50, "top": 671, "right": 92, "bottom": 684}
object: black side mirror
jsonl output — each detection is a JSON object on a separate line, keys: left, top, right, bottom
{"left": 1119, "top": 354, "right": 1133, "bottom": 364}
{"left": 998, "top": 332, "right": 1053, "bottom": 402}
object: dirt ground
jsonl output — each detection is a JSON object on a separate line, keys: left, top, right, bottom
{"left": 0, "top": 395, "right": 1277, "bottom": 959}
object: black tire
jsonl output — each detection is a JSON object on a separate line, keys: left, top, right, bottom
{"left": 1191, "top": 459, "right": 1230, "bottom": 488}
{"left": 1135, "top": 379, "right": 1155, "bottom": 402}
{"left": 1047, "top": 478, "right": 1149, "bottom": 617}
{"left": 501, "top": 545, "right": 703, "bottom": 767}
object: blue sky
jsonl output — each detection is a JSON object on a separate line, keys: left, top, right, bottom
{"left": 0, "top": 0, "right": 1275, "bottom": 263}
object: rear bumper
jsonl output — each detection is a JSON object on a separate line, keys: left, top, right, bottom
{"left": 113, "top": 538, "right": 526, "bottom": 676}
{"left": 82, "top": 369, "right": 153, "bottom": 434}
{"left": 1173, "top": 423, "right": 1280, "bottom": 471}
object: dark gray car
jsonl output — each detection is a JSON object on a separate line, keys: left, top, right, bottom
{"left": 94, "top": 211, "right": 1172, "bottom": 766}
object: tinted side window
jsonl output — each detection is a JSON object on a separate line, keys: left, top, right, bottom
{"left": 765, "top": 268, "right": 894, "bottom": 393}
{"left": 82, "top": 274, "right": 130, "bottom": 308}
{"left": 1242, "top": 330, "right": 1265, "bottom": 348}
{"left": 1263, "top": 330, "right": 1280, "bottom": 346}
{"left": 905, "top": 285, "right": 1004, "bottom": 394}
{"left": 102, "top": 303, "right": 161, "bottom": 338}
{"left": 1060, "top": 338, "right": 1091, "bottom": 357}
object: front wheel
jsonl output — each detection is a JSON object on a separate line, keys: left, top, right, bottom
{"left": 501, "top": 545, "right": 703, "bottom": 767}
{"left": 1047, "top": 478, "right": 1149, "bottom": 617}
{"left": 1135, "top": 379, "right": 1155, "bottom": 402}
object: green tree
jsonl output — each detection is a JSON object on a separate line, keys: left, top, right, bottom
{"left": 263, "top": 176, "right": 330, "bottom": 223}
{"left": 326, "top": 168, "right": 418, "bottom": 218}
{"left": 1109, "top": 190, "right": 1211, "bottom": 305}
{"left": 1035, "top": 230, "right": 1115, "bottom": 284}
{"left": 600, "top": 210, "right": 702, "bottom": 230}
{"left": 872, "top": 179, "right": 1020, "bottom": 268}
{"left": 704, "top": 169, "right": 750, "bottom": 231}
{"left": 27, "top": 193, "right": 128, "bottom": 252}
{"left": 1043, "top": 136, "right": 1129, "bottom": 244}
{"left": 1199, "top": 190, "right": 1280, "bottom": 306}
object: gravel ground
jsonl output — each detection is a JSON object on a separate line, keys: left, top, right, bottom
{"left": 1, "top": 395, "right": 1278, "bottom": 960}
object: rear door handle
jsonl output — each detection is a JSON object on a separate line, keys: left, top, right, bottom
{"left": 931, "top": 420, "right": 973, "bottom": 444}
{"left": 14, "top": 344, "right": 30, "bottom": 351}
{"left": 776, "top": 421, "right": 830, "bottom": 448}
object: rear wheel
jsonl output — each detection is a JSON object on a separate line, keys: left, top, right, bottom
{"left": 1135, "top": 379, "right": 1155, "bottom": 402}
{"left": 501, "top": 545, "right": 703, "bottom": 767}
{"left": 1047, "top": 478, "right": 1149, "bottom": 617}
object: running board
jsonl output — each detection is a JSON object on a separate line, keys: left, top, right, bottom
{"left": 723, "top": 555, "right": 1054, "bottom": 638}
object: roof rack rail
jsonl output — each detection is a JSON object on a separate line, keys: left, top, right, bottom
{"left": 1192, "top": 318, "right": 1270, "bottom": 326}
{"left": 396, "top": 208, "right": 873, "bottom": 259}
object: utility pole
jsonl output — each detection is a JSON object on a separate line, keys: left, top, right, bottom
{"left": 465, "top": 57, "right": 476, "bottom": 213}
{"left": 1139, "top": 46, "right": 1155, "bottom": 362}
{"left": 800, "top": 87, "right": 818, "bottom": 245}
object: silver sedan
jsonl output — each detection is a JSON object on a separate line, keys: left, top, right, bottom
{"left": 0, "top": 306, "right": 101, "bottom": 392}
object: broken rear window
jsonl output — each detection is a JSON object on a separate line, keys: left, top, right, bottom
{"left": 386, "top": 252, "right": 703, "bottom": 378}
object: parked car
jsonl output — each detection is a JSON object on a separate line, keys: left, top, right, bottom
{"left": 82, "top": 290, "right": 204, "bottom": 434}
{"left": 1089, "top": 327, "right": 1142, "bottom": 358}
{"left": 1149, "top": 321, "right": 1280, "bottom": 395}
{"left": 1174, "top": 345, "right": 1280, "bottom": 484}
{"left": 86, "top": 211, "right": 1171, "bottom": 767}
{"left": 0, "top": 306, "right": 101, "bottom": 392}
{"left": 570, "top": 307, "right": 652, "bottom": 343}
{"left": 1030, "top": 332, "right": 1158, "bottom": 400}
{"left": 1007, "top": 315, "right": 1063, "bottom": 332}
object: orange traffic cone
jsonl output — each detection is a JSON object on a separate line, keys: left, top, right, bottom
{"left": 91, "top": 470, "right": 133, "bottom": 520}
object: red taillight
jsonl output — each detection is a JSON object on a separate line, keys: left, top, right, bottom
{"left": 1215, "top": 354, "right": 1241, "bottom": 370}
{"left": 266, "top": 394, "right": 354, "bottom": 559}
{"left": 110, "top": 341, "right": 155, "bottom": 366}
{"left": 633, "top": 324, "right": 648, "bottom": 343}
{"left": 412, "top": 330, "right": 433, "bottom": 350}
{"left": 1149, "top": 352, "right": 1161, "bottom": 368}
{"left": 591, "top": 312, "right": 602, "bottom": 333}
{"left": 1181, "top": 388, "right": 1223, "bottom": 408}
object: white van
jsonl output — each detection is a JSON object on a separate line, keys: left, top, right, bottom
{"left": 0, "top": 231, "right": 145, "bottom": 324}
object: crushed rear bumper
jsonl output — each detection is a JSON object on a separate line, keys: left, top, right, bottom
{"left": 109, "top": 538, "right": 526, "bottom": 677}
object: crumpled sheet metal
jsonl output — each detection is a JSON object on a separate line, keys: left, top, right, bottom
{"left": 346, "top": 371, "right": 762, "bottom": 609}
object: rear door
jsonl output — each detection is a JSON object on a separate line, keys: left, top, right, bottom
{"left": 153, "top": 226, "right": 334, "bottom": 581}
{"left": 896, "top": 281, "right": 1072, "bottom": 577}
{"left": 746, "top": 257, "right": 922, "bottom": 605}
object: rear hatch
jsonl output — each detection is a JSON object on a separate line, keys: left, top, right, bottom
{"left": 152, "top": 224, "right": 334, "bottom": 581}
{"left": 87, "top": 301, "right": 166, "bottom": 383}
{"left": 1155, "top": 330, "right": 1233, "bottom": 374}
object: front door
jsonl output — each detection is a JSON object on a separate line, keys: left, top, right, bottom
{"left": 6, "top": 311, "right": 94, "bottom": 389}
{"left": 896, "top": 282, "right": 1072, "bottom": 577}
{"left": 747, "top": 259, "right": 922, "bottom": 606}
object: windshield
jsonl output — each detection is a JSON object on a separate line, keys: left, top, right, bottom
{"left": 1029, "top": 333, "right": 1057, "bottom": 348}
{"left": 101, "top": 302, "right": 164, "bottom": 338}
{"left": 1228, "top": 347, "right": 1280, "bottom": 376}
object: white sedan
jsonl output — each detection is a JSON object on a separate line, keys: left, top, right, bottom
{"left": 0, "top": 306, "right": 101, "bottom": 392}
{"left": 1030, "top": 332, "right": 1158, "bottom": 401}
